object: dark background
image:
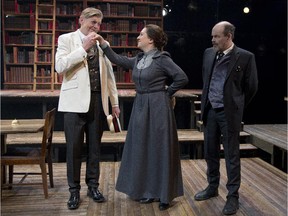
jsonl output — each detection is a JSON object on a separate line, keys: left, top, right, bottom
{"left": 163, "top": 0, "right": 287, "bottom": 124}
{"left": 1, "top": 0, "right": 287, "bottom": 127}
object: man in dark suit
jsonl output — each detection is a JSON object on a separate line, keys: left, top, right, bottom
{"left": 194, "top": 21, "right": 258, "bottom": 215}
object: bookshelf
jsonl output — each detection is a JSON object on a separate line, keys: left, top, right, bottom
{"left": 2, "top": 0, "right": 35, "bottom": 89}
{"left": 2, "top": 0, "right": 163, "bottom": 90}
{"left": 33, "top": 0, "right": 56, "bottom": 91}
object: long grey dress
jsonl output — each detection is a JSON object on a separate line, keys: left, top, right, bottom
{"left": 101, "top": 45, "right": 189, "bottom": 203}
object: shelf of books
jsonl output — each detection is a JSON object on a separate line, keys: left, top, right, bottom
{"left": 2, "top": 0, "right": 163, "bottom": 90}
{"left": 32, "top": 0, "right": 56, "bottom": 91}
{"left": 2, "top": 0, "right": 35, "bottom": 89}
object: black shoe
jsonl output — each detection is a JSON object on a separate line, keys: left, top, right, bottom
{"left": 139, "top": 198, "right": 154, "bottom": 204}
{"left": 87, "top": 187, "right": 105, "bottom": 203}
{"left": 67, "top": 191, "right": 80, "bottom": 210}
{"left": 222, "top": 196, "right": 239, "bottom": 215}
{"left": 194, "top": 187, "right": 218, "bottom": 201}
{"left": 159, "top": 202, "right": 170, "bottom": 211}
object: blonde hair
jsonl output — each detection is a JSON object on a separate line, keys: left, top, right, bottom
{"left": 80, "top": 7, "right": 103, "bottom": 19}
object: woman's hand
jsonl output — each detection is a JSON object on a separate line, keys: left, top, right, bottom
{"left": 82, "top": 32, "right": 97, "bottom": 51}
{"left": 95, "top": 33, "right": 106, "bottom": 46}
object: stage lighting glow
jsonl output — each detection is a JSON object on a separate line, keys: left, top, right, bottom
{"left": 162, "top": 8, "right": 168, "bottom": 16}
{"left": 243, "top": 7, "right": 250, "bottom": 14}
{"left": 162, "top": 4, "right": 172, "bottom": 16}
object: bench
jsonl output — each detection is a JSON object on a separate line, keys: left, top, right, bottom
{"left": 6, "top": 129, "right": 253, "bottom": 161}
{"left": 5, "top": 130, "right": 206, "bottom": 145}
{"left": 5, "top": 131, "right": 128, "bottom": 162}
{"left": 5, "top": 129, "right": 206, "bottom": 161}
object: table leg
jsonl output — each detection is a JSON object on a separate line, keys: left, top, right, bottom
{"left": 1, "top": 134, "right": 7, "bottom": 184}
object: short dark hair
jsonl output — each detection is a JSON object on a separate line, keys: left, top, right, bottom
{"left": 145, "top": 24, "right": 168, "bottom": 50}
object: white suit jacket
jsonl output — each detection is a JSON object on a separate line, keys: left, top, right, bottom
{"left": 55, "top": 29, "right": 118, "bottom": 115}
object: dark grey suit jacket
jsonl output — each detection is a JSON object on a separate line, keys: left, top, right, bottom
{"left": 201, "top": 45, "right": 258, "bottom": 131}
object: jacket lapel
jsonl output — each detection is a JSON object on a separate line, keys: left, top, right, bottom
{"left": 72, "top": 29, "right": 83, "bottom": 48}
{"left": 226, "top": 46, "right": 240, "bottom": 80}
{"left": 207, "top": 50, "right": 217, "bottom": 78}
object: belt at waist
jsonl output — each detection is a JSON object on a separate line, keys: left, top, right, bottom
{"left": 207, "top": 101, "right": 224, "bottom": 112}
{"left": 213, "top": 107, "right": 224, "bottom": 112}
{"left": 136, "top": 89, "right": 166, "bottom": 94}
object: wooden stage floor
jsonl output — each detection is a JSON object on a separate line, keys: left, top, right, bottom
{"left": 1, "top": 158, "right": 287, "bottom": 216}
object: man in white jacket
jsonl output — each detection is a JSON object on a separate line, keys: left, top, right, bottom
{"left": 55, "top": 7, "right": 120, "bottom": 210}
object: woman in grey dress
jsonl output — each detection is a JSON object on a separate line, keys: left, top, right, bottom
{"left": 96, "top": 24, "right": 188, "bottom": 210}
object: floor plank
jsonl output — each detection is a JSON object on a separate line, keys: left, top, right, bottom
{"left": 1, "top": 158, "right": 287, "bottom": 216}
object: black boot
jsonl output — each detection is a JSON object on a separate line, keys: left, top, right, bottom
{"left": 87, "top": 187, "right": 105, "bottom": 202}
{"left": 194, "top": 186, "right": 218, "bottom": 201}
{"left": 67, "top": 191, "right": 80, "bottom": 210}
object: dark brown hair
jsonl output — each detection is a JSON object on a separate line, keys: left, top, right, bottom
{"left": 145, "top": 24, "right": 168, "bottom": 50}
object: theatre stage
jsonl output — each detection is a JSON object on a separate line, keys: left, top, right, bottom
{"left": 1, "top": 158, "right": 287, "bottom": 216}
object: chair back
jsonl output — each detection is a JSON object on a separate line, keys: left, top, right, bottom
{"left": 41, "top": 108, "right": 56, "bottom": 157}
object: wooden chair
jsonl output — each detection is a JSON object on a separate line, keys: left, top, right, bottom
{"left": 1, "top": 108, "right": 56, "bottom": 198}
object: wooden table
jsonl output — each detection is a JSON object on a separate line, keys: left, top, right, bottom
{"left": 244, "top": 124, "right": 287, "bottom": 171}
{"left": 1, "top": 119, "right": 45, "bottom": 152}
{"left": 1, "top": 119, "right": 45, "bottom": 183}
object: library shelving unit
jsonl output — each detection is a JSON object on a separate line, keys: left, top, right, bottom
{"left": 33, "top": 0, "right": 56, "bottom": 91}
{"left": 2, "top": 0, "right": 36, "bottom": 90}
{"left": 2, "top": 0, "right": 163, "bottom": 90}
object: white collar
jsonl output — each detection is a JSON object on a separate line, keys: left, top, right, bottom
{"left": 223, "top": 43, "right": 234, "bottom": 55}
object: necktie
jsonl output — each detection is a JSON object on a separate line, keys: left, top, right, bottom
{"left": 217, "top": 52, "right": 224, "bottom": 61}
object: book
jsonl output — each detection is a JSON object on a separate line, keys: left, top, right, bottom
{"left": 13, "top": 47, "right": 18, "bottom": 63}
{"left": 107, "top": 115, "right": 122, "bottom": 133}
